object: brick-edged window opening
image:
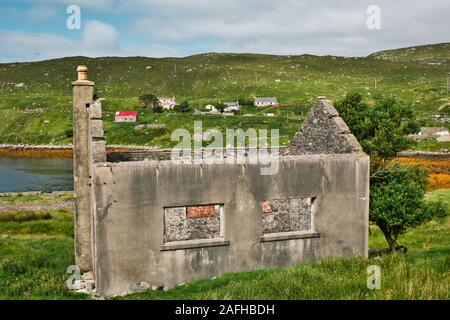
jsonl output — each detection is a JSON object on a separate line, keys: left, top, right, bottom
{"left": 164, "top": 204, "right": 224, "bottom": 243}
{"left": 261, "top": 197, "right": 314, "bottom": 234}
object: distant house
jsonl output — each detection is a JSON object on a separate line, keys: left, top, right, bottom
{"left": 418, "top": 127, "right": 449, "bottom": 137}
{"left": 411, "top": 127, "right": 450, "bottom": 141}
{"left": 255, "top": 97, "right": 278, "bottom": 107}
{"left": 158, "top": 97, "right": 176, "bottom": 110}
{"left": 223, "top": 101, "right": 240, "bottom": 112}
{"left": 205, "top": 105, "right": 220, "bottom": 114}
{"left": 115, "top": 111, "right": 138, "bottom": 123}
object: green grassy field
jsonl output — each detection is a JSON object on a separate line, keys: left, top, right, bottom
{"left": 0, "top": 189, "right": 448, "bottom": 300}
{"left": 0, "top": 43, "right": 449, "bottom": 148}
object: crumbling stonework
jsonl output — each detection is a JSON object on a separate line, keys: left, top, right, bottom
{"left": 288, "top": 98, "right": 362, "bottom": 155}
{"left": 262, "top": 198, "right": 313, "bottom": 234}
{"left": 164, "top": 205, "right": 223, "bottom": 242}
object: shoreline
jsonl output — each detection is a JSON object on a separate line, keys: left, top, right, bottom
{"left": 1, "top": 143, "right": 449, "bottom": 160}
{"left": 0, "top": 144, "right": 165, "bottom": 159}
{"left": 398, "top": 150, "right": 450, "bottom": 160}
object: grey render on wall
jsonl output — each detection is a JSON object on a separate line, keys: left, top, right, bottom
{"left": 72, "top": 67, "right": 370, "bottom": 297}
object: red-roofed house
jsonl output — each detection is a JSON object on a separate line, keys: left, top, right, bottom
{"left": 115, "top": 111, "right": 138, "bottom": 123}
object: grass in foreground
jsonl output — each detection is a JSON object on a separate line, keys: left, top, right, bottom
{"left": 0, "top": 190, "right": 449, "bottom": 300}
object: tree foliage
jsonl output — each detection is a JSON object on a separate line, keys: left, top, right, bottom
{"left": 335, "top": 93, "right": 447, "bottom": 252}
{"left": 237, "top": 97, "right": 254, "bottom": 106}
{"left": 216, "top": 103, "right": 227, "bottom": 113}
{"left": 335, "top": 92, "right": 419, "bottom": 159}
{"left": 139, "top": 93, "right": 163, "bottom": 113}
{"left": 139, "top": 93, "right": 156, "bottom": 108}
{"left": 370, "top": 164, "right": 435, "bottom": 252}
{"left": 175, "top": 101, "right": 192, "bottom": 113}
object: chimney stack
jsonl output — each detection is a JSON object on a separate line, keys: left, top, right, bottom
{"left": 72, "top": 65, "right": 95, "bottom": 271}
{"left": 77, "top": 65, "right": 89, "bottom": 81}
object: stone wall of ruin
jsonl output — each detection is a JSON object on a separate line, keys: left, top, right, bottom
{"left": 72, "top": 67, "right": 369, "bottom": 297}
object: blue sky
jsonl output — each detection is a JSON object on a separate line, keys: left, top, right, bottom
{"left": 0, "top": 0, "right": 449, "bottom": 62}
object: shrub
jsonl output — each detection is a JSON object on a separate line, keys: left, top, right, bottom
{"left": 335, "top": 93, "right": 434, "bottom": 253}
{"left": 370, "top": 164, "right": 447, "bottom": 252}
{"left": 174, "top": 101, "right": 192, "bottom": 113}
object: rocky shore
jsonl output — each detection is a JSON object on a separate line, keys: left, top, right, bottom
{"left": 0, "top": 191, "right": 75, "bottom": 213}
{"left": 0, "top": 144, "right": 166, "bottom": 159}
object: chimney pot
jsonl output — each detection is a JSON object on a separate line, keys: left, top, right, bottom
{"left": 77, "top": 65, "right": 88, "bottom": 81}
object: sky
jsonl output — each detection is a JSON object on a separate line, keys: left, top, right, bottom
{"left": 0, "top": 0, "right": 449, "bottom": 63}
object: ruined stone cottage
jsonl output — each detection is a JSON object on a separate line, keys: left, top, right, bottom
{"left": 72, "top": 66, "right": 369, "bottom": 297}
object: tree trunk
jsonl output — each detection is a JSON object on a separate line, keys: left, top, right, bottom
{"left": 378, "top": 224, "right": 398, "bottom": 253}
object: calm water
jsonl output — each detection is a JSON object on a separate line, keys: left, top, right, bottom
{"left": 0, "top": 157, "right": 73, "bottom": 192}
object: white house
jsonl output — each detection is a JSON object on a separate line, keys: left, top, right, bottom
{"left": 223, "top": 101, "right": 240, "bottom": 112}
{"left": 115, "top": 111, "right": 138, "bottom": 123}
{"left": 255, "top": 97, "right": 278, "bottom": 107}
{"left": 158, "top": 97, "right": 176, "bottom": 110}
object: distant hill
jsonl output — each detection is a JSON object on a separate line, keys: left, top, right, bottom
{"left": 0, "top": 43, "right": 449, "bottom": 146}
{"left": 369, "top": 42, "right": 450, "bottom": 64}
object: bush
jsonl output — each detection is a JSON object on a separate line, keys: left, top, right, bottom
{"left": 174, "top": 101, "right": 192, "bottom": 113}
{"left": 336, "top": 93, "right": 432, "bottom": 253}
{"left": 370, "top": 164, "right": 441, "bottom": 252}
{"left": 139, "top": 93, "right": 163, "bottom": 113}
{"left": 238, "top": 97, "right": 254, "bottom": 106}
{"left": 335, "top": 93, "right": 419, "bottom": 159}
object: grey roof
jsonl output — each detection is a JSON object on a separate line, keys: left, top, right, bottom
{"left": 255, "top": 97, "right": 278, "bottom": 103}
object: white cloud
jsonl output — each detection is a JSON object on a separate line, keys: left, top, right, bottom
{"left": 0, "top": 19, "right": 180, "bottom": 62}
{"left": 1, "top": 0, "right": 450, "bottom": 61}
{"left": 127, "top": 0, "right": 450, "bottom": 56}
{"left": 82, "top": 20, "right": 121, "bottom": 55}
{"left": 0, "top": 31, "right": 77, "bottom": 61}
{"left": 0, "top": 20, "right": 122, "bottom": 62}
{"left": 18, "top": 0, "right": 116, "bottom": 11}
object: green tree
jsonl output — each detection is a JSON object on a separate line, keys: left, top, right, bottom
{"left": 335, "top": 93, "right": 447, "bottom": 252}
{"left": 139, "top": 93, "right": 163, "bottom": 113}
{"left": 175, "top": 101, "right": 192, "bottom": 113}
{"left": 216, "top": 103, "right": 226, "bottom": 113}
{"left": 335, "top": 92, "right": 419, "bottom": 161}
{"left": 139, "top": 93, "right": 156, "bottom": 109}
{"left": 370, "top": 163, "right": 438, "bottom": 252}
{"left": 152, "top": 102, "right": 164, "bottom": 113}
{"left": 238, "top": 97, "right": 254, "bottom": 106}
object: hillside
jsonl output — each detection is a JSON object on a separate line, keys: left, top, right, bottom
{"left": 0, "top": 43, "right": 449, "bottom": 147}
{"left": 369, "top": 42, "right": 450, "bottom": 63}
